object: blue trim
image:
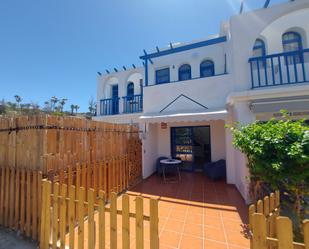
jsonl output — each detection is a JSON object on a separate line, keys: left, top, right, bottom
{"left": 159, "top": 94, "right": 208, "bottom": 113}
{"left": 264, "top": 0, "right": 271, "bottom": 8}
{"left": 144, "top": 72, "right": 228, "bottom": 88}
{"left": 200, "top": 60, "right": 215, "bottom": 78}
{"left": 144, "top": 59, "right": 148, "bottom": 86}
{"left": 155, "top": 67, "right": 170, "bottom": 84}
{"left": 140, "top": 36, "right": 227, "bottom": 60}
{"left": 178, "top": 64, "right": 192, "bottom": 81}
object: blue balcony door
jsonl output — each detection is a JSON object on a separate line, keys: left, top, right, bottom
{"left": 112, "top": 85, "right": 119, "bottom": 114}
{"left": 171, "top": 126, "right": 211, "bottom": 172}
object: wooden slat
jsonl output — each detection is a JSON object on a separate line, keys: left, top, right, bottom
{"left": 69, "top": 185, "right": 76, "bottom": 249}
{"left": 26, "top": 170, "right": 31, "bottom": 237}
{"left": 9, "top": 168, "right": 15, "bottom": 228}
{"left": 14, "top": 168, "right": 20, "bottom": 230}
{"left": 98, "top": 191, "right": 105, "bottom": 249}
{"left": 0, "top": 167, "right": 5, "bottom": 225}
{"left": 276, "top": 216, "right": 293, "bottom": 249}
{"left": 52, "top": 183, "right": 59, "bottom": 249}
{"left": 122, "top": 194, "right": 130, "bottom": 249}
{"left": 4, "top": 167, "right": 10, "bottom": 227}
{"left": 32, "top": 171, "right": 38, "bottom": 240}
{"left": 20, "top": 169, "right": 25, "bottom": 234}
{"left": 39, "top": 180, "right": 47, "bottom": 249}
{"left": 37, "top": 172, "right": 42, "bottom": 239}
{"left": 303, "top": 220, "right": 309, "bottom": 249}
{"left": 257, "top": 200, "right": 263, "bottom": 214}
{"left": 150, "top": 198, "right": 159, "bottom": 249}
{"left": 88, "top": 188, "right": 95, "bottom": 249}
{"left": 60, "top": 184, "right": 67, "bottom": 249}
{"left": 252, "top": 213, "right": 267, "bottom": 249}
{"left": 136, "top": 196, "right": 144, "bottom": 249}
{"left": 110, "top": 192, "right": 117, "bottom": 249}
{"left": 78, "top": 187, "right": 85, "bottom": 249}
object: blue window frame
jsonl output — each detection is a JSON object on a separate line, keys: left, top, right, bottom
{"left": 200, "top": 60, "right": 215, "bottom": 78}
{"left": 127, "top": 82, "right": 134, "bottom": 100}
{"left": 178, "top": 64, "right": 192, "bottom": 81}
{"left": 155, "top": 68, "right": 170, "bottom": 84}
{"left": 253, "top": 39, "right": 266, "bottom": 57}
{"left": 252, "top": 39, "right": 266, "bottom": 69}
{"left": 282, "top": 31, "right": 303, "bottom": 64}
{"left": 111, "top": 85, "right": 119, "bottom": 114}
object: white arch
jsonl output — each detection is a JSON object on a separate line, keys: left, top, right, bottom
{"left": 104, "top": 77, "right": 119, "bottom": 99}
{"left": 125, "top": 72, "right": 143, "bottom": 95}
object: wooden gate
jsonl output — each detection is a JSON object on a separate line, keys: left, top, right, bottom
{"left": 249, "top": 191, "right": 309, "bottom": 249}
{"left": 40, "top": 180, "right": 159, "bottom": 249}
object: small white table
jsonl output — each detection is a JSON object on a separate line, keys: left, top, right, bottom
{"left": 160, "top": 159, "right": 182, "bottom": 182}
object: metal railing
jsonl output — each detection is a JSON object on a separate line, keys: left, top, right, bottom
{"left": 249, "top": 48, "right": 309, "bottom": 88}
{"left": 122, "top": 94, "right": 143, "bottom": 114}
{"left": 99, "top": 98, "right": 119, "bottom": 115}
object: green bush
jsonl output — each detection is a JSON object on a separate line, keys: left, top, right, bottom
{"left": 229, "top": 113, "right": 309, "bottom": 215}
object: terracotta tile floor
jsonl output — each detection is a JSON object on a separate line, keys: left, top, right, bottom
{"left": 67, "top": 172, "right": 250, "bottom": 249}
{"left": 127, "top": 172, "right": 250, "bottom": 249}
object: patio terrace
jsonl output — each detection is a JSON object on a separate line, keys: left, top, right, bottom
{"left": 127, "top": 172, "right": 250, "bottom": 249}
{"left": 74, "top": 172, "right": 250, "bottom": 249}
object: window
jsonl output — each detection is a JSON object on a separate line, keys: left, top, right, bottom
{"left": 252, "top": 39, "right": 266, "bottom": 69}
{"left": 155, "top": 68, "right": 170, "bottom": 84}
{"left": 200, "top": 60, "right": 215, "bottom": 78}
{"left": 282, "top": 31, "right": 303, "bottom": 64}
{"left": 253, "top": 39, "right": 266, "bottom": 57}
{"left": 178, "top": 64, "right": 192, "bottom": 81}
{"left": 127, "top": 82, "right": 134, "bottom": 100}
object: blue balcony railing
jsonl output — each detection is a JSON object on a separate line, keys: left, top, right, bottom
{"left": 249, "top": 48, "right": 309, "bottom": 88}
{"left": 100, "top": 98, "right": 119, "bottom": 115}
{"left": 123, "top": 94, "right": 143, "bottom": 113}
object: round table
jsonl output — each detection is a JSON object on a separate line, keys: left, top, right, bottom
{"left": 160, "top": 159, "right": 182, "bottom": 165}
{"left": 160, "top": 159, "right": 182, "bottom": 182}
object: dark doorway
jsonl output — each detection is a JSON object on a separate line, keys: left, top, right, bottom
{"left": 171, "top": 126, "right": 211, "bottom": 172}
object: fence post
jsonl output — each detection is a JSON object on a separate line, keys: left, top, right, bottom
{"left": 88, "top": 188, "right": 95, "bottom": 249}
{"left": 110, "top": 192, "right": 117, "bottom": 249}
{"left": 252, "top": 213, "right": 267, "bottom": 249}
{"left": 52, "top": 183, "right": 59, "bottom": 249}
{"left": 99, "top": 190, "right": 105, "bottom": 249}
{"left": 276, "top": 216, "right": 293, "bottom": 249}
{"left": 150, "top": 198, "right": 159, "bottom": 249}
{"left": 122, "top": 194, "right": 130, "bottom": 249}
{"left": 136, "top": 196, "right": 144, "bottom": 249}
{"left": 78, "top": 187, "right": 85, "bottom": 249}
{"left": 303, "top": 220, "right": 309, "bottom": 249}
{"left": 40, "top": 180, "right": 51, "bottom": 249}
{"left": 69, "top": 185, "right": 76, "bottom": 249}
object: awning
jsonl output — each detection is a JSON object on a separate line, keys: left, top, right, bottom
{"left": 139, "top": 109, "right": 228, "bottom": 123}
{"left": 250, "top": 95, "right": 309, "bottom": 113}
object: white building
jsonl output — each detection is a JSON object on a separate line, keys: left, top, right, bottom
{"left": 95, "top": 0, "right": 309, "bottom": 203}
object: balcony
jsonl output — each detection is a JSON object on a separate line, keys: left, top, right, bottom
{"left": 99, "top": 98, "right": 119, "bottom": 115}
{"left": 100, "top": 95, "right": 143, "bottom": 116}
{"left": 122, "top": 94, "right": 143, "bottom": 114}
{"left": 249, "top": 48, "right": 309, "bottom": 89}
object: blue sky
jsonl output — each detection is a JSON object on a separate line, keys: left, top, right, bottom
{"left": 0, "top": 0, "right": 286, "bottom": 112}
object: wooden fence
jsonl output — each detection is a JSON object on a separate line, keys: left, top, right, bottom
{"left": 0, "top": 167, "right": 42, "bottom": 240}
{"left": 249, "top": 191, "right": 309, "bottom": 249}
{"left": 0, "top": 115, "right": 142, "bottom": 174}
{"left": 40, "top": 180, "right": 159, "bottom": 249}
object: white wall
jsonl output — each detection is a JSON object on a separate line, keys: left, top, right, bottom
{"left": 147, "top": 43, "right": 226, "bottom": 86}
{"left": 228, "top": 0, "right": 309, "bottom": 92}
{"left": 96, "top": 68, "right": 144, "bottom": 115}
{"left": 142, "top": 123, "right": 159, "bottom": 178}
{"left": 141, "top": 120, "right": 227, "bottom": 178}
{"left": 143, "top": 74, "right": 233, "bottom": 113}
